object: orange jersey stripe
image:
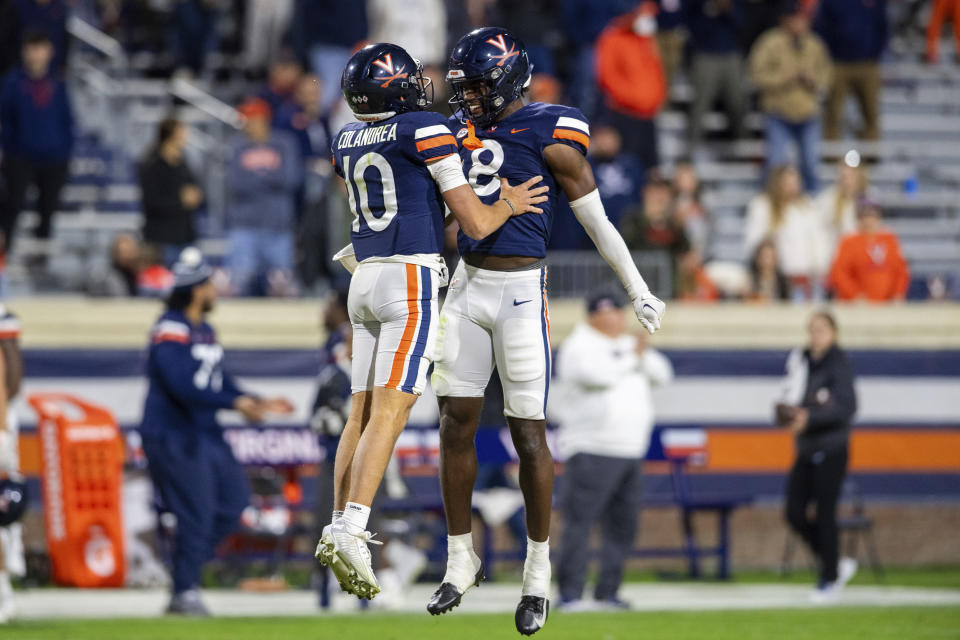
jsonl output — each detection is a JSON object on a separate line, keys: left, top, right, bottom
{"left": 416, "top": 135, "right": 457, "bottom": 152}
{"left": 552, "top": 128, "right": 590, "bottom": 149}
{"left": 386, "top": 263, "right": 420, "bottom": 389}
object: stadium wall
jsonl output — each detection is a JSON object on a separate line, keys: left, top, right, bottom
{"left": 12, "top": 299, "right": 960, "bottom": 568}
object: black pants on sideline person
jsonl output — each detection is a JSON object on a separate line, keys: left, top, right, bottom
{"left": 557, "top": 453, "right": 642, "bottom": 602}
{"left": 784, "top": 446, "right": 849, "bottom": 585}
{"left": 1, "top": 157, "right": 69, "bottom": 250}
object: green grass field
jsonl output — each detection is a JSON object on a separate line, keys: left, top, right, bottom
{"left": 3, "top": 607, "right": 959, "bottom": 640}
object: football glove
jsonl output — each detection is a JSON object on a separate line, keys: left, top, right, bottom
{"left": 633, "top": 292, "right": 665, "bottom": 335}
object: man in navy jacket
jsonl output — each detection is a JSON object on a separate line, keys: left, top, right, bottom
{"left": 815, "top": 0, "right": 888, "bottom": 140}
{"left": 0, "top": 30, "right": 73, "bottom": 257}
{"left": 141, "top": 248, "right": 293, "bottom": 615}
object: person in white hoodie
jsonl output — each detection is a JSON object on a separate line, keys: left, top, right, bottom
{"left": 552, "top": 292, "right": 673, "bottom": 610}
{"left": 744, "top": 164, "right": 831, "bottom": 301}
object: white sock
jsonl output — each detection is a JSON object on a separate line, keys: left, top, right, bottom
{"left": 521, "top": 537, "right": 551, "bottom": 597}
{"left": 442, "top": 532, "right": 481, "bottom": 592}
{"left": 331, "top": 510, "right": 343, "bottom": 526}
{"left": 341, "top": 502, "right": 370, "bottom": 532}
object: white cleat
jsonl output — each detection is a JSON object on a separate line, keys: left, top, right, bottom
{"left": 329, "top": 520, "right": 382, "bottom": 600}
{"left": 809, "top": 582, "right": 840, "bottom": 605}
{"left": 314, "top": 524, "right": 355, "bottom": 596}
{"left": 836, "top": 557, "right": 858, "bottom": 589}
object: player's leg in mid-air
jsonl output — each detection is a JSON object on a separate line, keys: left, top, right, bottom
{"left": 317, "top": 261, "right": 438, "bottom": 599}
{"left": 430, "top": 263, "right": 553, "bottom": 634}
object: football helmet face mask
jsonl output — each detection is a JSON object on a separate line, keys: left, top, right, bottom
{"left": 341, "top": 43, "right": 433, "bottom": 122}
{"left": 447, "top": 27, "right": 531, "bottom": 129}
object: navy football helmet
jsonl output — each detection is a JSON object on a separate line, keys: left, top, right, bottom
{"left": 0, "top": 475, "right": 28, "bottom": 526}
{"left": 341, "top": 43, "right": 433, "bottom": 122}
{"left": 447, "top": 27, "right": 531, "bottom": 128}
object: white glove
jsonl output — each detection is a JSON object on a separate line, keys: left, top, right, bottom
{"left": 633, "top": 292, "right": 665, "bottom": 335}
{"left": 332, "top": 244, "right": 358, "bottom": 274}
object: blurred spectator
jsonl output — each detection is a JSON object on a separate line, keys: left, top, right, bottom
{"left": 562, "top": 0, "right": 635, "bottom": 118}
{"left": 926, "top": 0, "right": 960, "bottom": 64}
{"left": 225, "top": 98, "right": 301, "bottom": 296}
{"left": 595, "top": 2, "right": 667, "bottom": 170}
{"left": 749, "top": 1, "right": 832, "bottom": 193}
{"left": 621, "top": 177, "right": 690, "bottom": 261}
{"left": 244, "top": 0, "right": 294, "bottom": 74}
{"left": 138, "top": 117, "right": 203, "bottom": 266}
{"left": 685, "top": 0, "right": 747, "bottom": 144}
{"left": 744, "top": 165, "right": 830, "bottom": 301}
{"left": 814, "top": 152, "right": 866, "bottom": 257}
{"left": 0, "top": 31, "right": 74, "bottom": 258}
{"left": 137, "top": 243, "right": 175, "bottom": 298}
{"left": 553, "top": 292, "right": 673, "bottom": 610}
{"left": 671, "top": 161, "right": 710, "bottom": 254}
{"left": 747, "top": 238, "right": 790, "bottom": 301}
{"left": 829, "top": 199, "right": 909, "bottom": 302}
{"left": 815, "top": 0, "right": 887, "bottom": 141}
{"left": 87, "top": 233, "right": 141, "bottom": 297}
{"left": 676, "top": 248, "right": 719, "bottom": 301}
{"left": 274, "top": 74, "right": 331, "bottom": 172}
{"left": 528, "top": 73, "right": 563, "bottom": 105}
{"left": 777, "top": 310, "right": 858, "bottom": 603}
{"left": 588, "top": 124, "right": 644, "bottom": 229}
{"left": 291, "top": 0, "right": 367, "bottom": 113}
{"left": 368, "top": 0, "right": 447, "bottom": 68}
{"left": 170, "top": 0, "right": 220, "bottom": 76}
{"left": 10, "top": 0, "right": 69, "bottom": 72}
{"left": 259, "top": 53, "right": 302, "bottom": 116}
{"left": 656, "top": 0, "right": 686, "bottom": 86}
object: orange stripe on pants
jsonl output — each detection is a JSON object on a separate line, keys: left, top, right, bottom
{"left": 386, "top": 263, "right": 420, "bottom": 389}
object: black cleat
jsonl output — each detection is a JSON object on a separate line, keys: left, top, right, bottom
{"left": 515, "top": 595, "right": 549, "bottom": 635}
{"left": 426, "top": 565, "right": 485, "bottom": 615}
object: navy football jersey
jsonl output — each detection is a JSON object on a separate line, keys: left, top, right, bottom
{"left": 448, "top": 102, "right": 591, "bottom": 258}
{"left": 332, "top": 110, "right": 458, "bottom": 262}
{"left": 141, "top": 310, "right": 244, "bottom": 438}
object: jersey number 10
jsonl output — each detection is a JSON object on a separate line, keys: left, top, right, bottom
{"left": 342, "top": 152, "right": 399, "bottom": 232}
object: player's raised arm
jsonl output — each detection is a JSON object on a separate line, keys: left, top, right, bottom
{"left": 426, "top": 154, "right": 547, "bottom": 240}
{"left": 543, "top": 143, "right": 666, "bottom": 334}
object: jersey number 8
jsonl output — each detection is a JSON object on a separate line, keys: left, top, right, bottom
{"left": 342, "top": 152, "right": 399, "bottom": 232}
{"left": 467, "top": 139, "right": 505, "bottom": 198}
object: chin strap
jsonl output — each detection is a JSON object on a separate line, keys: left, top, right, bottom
{"left": 462, "top": 121, "right": 483, "bottom": 150}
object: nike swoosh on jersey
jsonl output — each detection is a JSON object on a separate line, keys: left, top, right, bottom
{"left": 513, "top": 299, "right": 532, "bottom": 306}
{"left": 510, "top": 128, "right": 530, "bottom": 134}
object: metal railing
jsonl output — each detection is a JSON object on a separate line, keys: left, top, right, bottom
{"left": 545, "top": 251, "right": 672, "bottom": 299}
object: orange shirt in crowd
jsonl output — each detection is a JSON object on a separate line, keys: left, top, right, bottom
{"left": 829, "top": 231, "right": 910, "bottom": 301}
{"left": 594, "top": 15, "right": 666, "bottom": 118}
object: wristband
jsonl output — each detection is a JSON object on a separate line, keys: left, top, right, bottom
{"left": 501, "top": 197, "right": 516, "bottom": 215}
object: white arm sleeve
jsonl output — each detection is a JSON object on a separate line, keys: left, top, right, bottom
{"left": 570, "top": 188, "right": 650, "bottom": 299}
{"left": 427, "top": 154, "right": 469, "bottom": 193}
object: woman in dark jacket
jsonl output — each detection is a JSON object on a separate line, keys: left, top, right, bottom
{"left": 776, "top": 310, "right": 858, "bottom": 602}
{"left": 138, "top": 118, "right": 203, "bottom": 266}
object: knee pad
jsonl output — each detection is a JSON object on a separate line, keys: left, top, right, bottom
{"left": 503, "top": 390, "right": 545, "bottom": 421}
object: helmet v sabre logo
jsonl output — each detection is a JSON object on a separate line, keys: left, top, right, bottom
{"left": 486, "top": 34, "right": 518, "bottom": 67}
{"left": 373, "top": 53, "right": 408, "bottom": 87}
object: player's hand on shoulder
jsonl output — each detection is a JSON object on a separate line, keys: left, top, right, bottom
{"left": 499, "top": 176, "right": 549, "bottom": 215}
{"left": 633, "top": 292, "right": 666, "bottom": 335}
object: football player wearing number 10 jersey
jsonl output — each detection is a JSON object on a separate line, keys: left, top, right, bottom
{"left": 314, "top": 43, "right": 548, "bottom": 601}
{"left": 426, "top": 28, "right": 666, "bottom": 635}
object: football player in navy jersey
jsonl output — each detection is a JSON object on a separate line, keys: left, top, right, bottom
{"left": 314, "top": 43, "right": 548, "bottom": 601}
{"left": 427, "top": 28, "right": 666, "bottom": 634}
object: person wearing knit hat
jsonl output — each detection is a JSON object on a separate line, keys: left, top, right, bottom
{"left": 140, "top": 247, "right": 294, "bottom": 616}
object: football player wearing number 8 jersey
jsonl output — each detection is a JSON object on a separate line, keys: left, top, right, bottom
{"left": 426, "top": 28, "right": 666, "bottom": 634}
{"left": 315, "top": 43, "right": 548, "bottom": 601}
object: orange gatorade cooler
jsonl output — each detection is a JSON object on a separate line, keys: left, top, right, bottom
{"left": 28, "top": 394, "right": 126, "bottom": 587}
